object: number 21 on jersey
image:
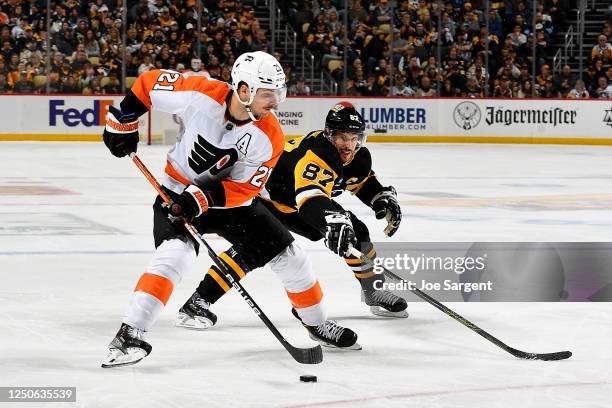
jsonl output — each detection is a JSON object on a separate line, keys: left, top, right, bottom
{"left": 153, "top": 71, "right": 180, "bottom": 91}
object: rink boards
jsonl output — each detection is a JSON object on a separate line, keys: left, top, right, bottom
{"left": 1, "top": 94, "right": 611, "bottom": 144}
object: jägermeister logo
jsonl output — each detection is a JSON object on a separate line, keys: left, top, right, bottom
{"left": 604, "top": 108, "right": 612, "bottom": 128}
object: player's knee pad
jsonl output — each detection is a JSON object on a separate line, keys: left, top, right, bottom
{"left": 146, "top": 238, "right": 196, "bottom": 287}
{"left": 269, "top": 243, "right": 326, "bottom": 326}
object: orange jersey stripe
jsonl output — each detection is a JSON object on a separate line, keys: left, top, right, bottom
{"left": 131, "top": 70, "right": 230, "bottom": 109}
{"left": 221, "top": 153, "right": 281, "bottom": 207}
{"left": 134, "top": 272, "right": 174, "bottom": 305}
{"left": 286, "top": 281, "right": 323, "bottom": 309}
{"left": 165, "top": 161, "right": 191, "bottom": 186}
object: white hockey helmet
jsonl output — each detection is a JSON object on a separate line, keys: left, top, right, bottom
{"left": 231, "top": 51, "right": 287, "bottom": 115}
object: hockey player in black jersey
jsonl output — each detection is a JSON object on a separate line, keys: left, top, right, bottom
{"left": 177, "top": 102, "right": 406, "bottom": 349}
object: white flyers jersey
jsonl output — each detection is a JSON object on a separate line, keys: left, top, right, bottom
{"left": 130, "top": 69, "right": 284, "bottom": 208}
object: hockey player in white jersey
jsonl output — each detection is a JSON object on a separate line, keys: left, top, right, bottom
{"left": 100, "top": 51, "right": 357, "bottom": 368}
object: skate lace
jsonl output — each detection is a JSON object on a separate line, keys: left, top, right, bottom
{"left": 371, "top": 290, "right": 399, "bottom": 304}
{"left": 193, "top": 295, "right": 210, "bottom": 310}
{"left": 126, "top": 326, "right": 144, "bottom": 340}
{"left": 317, "top": 320, "right": 345, "bottom": 342}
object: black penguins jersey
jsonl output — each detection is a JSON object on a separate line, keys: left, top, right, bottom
{"left": 261, "top": 130, "right": 384, "bottom": 232}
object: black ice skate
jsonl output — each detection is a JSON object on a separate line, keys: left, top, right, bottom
{"left": 176, "top": 291, "right": 218, "bottom": 330}
{"left": 291, "top": 308, "right": 361, "bottom": 350}
{"left": 101, "top": 323, "right": 152, "bottom": 368}
{"left": 363, "top": 290, "right": 409, "bottom": 318}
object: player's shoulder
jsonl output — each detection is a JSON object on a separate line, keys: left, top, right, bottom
{"left": 186, "top": 75, "right": 230, "bottom": 105}
{"left": 252, "top": 111, "right": 285, "bottom": 156}
{"left": 138, "top": 69, "right": 230, "bottom": 105}
{"left": 354, "top": 146, "right": 372, "bottom": 164}
{"left": 344, "top": 146, "right": 372, "bottom": 177}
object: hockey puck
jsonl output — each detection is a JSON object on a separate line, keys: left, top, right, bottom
{"left": 300, "top": 375, "right": 317, "bottom": 383}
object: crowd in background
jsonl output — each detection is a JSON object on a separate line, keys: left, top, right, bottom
{"left": 0, "top": 0, "right": 268, "bottom": 94}
{"left": 283, "top": 0, "right": 612, "bottom": 98}
{"left": 0, "top": 0, "right": 610, "bottom": 98}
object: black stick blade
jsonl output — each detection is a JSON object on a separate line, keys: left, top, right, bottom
{"left": 512, "top": 349, "right": 572, "bottom": 361}
{"left": 290, "top": 345, "right": 323, "bottom": 364}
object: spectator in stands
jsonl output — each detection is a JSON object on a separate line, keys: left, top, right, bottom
{"left": 84, "top": 30, "right": 101, "bottom": 57}
{"left": 535, "top": 64, "right": 553, "bottom": 89}
{"left": 27, "top": 52, "right": 45, "bottom": 76}
{"left": 517, "top": 79, "right": 538, "bottom": 98}
{"left": 493, "top": 76, "right": 513, "bottom": 97}
{"left": 358, "top": 72, "right": 385, "bottom": 95}
{"left": 61, "top": 74, "right": 82, "bottom": 93}
{"left": 540, "top": 78, "right": 558, "bottom": 98}
{"left": 545, "top": 0, "right": 568, "bottom": 29}
{"left": 553, "top": 64, "right": 575, "bottom": 95}
{"left": 464, "top": 75, "right": 483, "bottom": 97}
{"left": 56, "top": 29, "right": 77, "bottom": 56}
{"left": 593, "top": 75, "right": 612, "bottom": 99}
{"left": 0, "top": 73, "right": 9, "bottom": 92}
{"left": 591, "top": 34, "right": 612, "bottom": 63}
{"left": 85, "top": 77, "right": 103, "bottom": 94}
{"left": 567, "top": 79, "right": 589, "bottom": 98}
{"left": 509, "top": 24, "right": 527, "bottom": 47}
{"left": 583, "top": 64, "right": 599, "bottom": 91}
{"left": 416, "top": 75, "right": 436, "bottom": 96}
{"left": 593, "top": 58, "right": 606, "bottom": 78}
{"left": 372, "top": 0, "right": 393, "bottom": 28}
{"left": 390, "top": 73, "right": 415, "bottom": 96}
{"left": 9, "top": 62, "right": 34, "bottom": 93}
{"left": 497, "top": 56, "right": 520, "bottom": 79}
{"left": 103, "top": 72, "right": 121, "bottom": 94}
{"left": 602, "top": 23, "right": 611, "bottom": 42}
{"left": 288, "top": 77, "right": 311, "bottom": 96}
{"left": 138, "top": 53, "right": 155, "bottom": 75}
{"left": 315, "top": 0, "right": 337, "bottom": 19}
{"left": 230, "top": 28, "right": 251, "bottom": 56}
{"left": 439, "top": 78, "right": 455, "bottom": 96}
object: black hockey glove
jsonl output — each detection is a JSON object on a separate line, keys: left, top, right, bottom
{"left": 324, "top": 211, "right": 357, "bottom": 257}
{"left": 371, "top": 186, "right": 401, "bottom": 237}
{"left": 164, "top": 185, "right": 210, "bottom": 222}
{"left": 103, "top": 105, "right": 140, "bottom": 157}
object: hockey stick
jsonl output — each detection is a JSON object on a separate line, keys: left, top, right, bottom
{"left": 347, "top": 247, "right": 572, "bottom": 361}
{"left": 130, "top": 153, "right": 323, "bottom": 365}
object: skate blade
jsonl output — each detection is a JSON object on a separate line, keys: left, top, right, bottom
{"left": 369, "top": 306, "right": 409, "bottom": 318}
{"left": 175, "top": 312, "right": 214, "bottom": 330}
{"left": 319, "top": 341, "right": 362, "bottom": 350}
{"left": 101, "top": 348, "right": 147, "bottom": 368}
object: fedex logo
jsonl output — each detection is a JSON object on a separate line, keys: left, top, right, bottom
{"left": 49, "top": 99, "right": 113, "bottom": 127}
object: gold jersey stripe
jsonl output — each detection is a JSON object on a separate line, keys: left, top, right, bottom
{"left": 219, "top": 252, "right": 246, "bottom": 279}
{"left": 208, "top": 267, "right": 231, "bottom": 292}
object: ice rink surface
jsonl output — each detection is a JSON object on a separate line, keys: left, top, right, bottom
{"left": 1, "top": 142, "right": 611, "bottom": 407}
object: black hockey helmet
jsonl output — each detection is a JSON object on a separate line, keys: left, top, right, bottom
{"left": 324, "top": 102, "right": 367, "bottom": 151}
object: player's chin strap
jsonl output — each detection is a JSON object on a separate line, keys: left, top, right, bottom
{"left": 346, "top": 245, "right": 572, "bottom": 361}
{"left": 235, "top": 90, "right": 259, "bottom": 122}
{"left": 128, "top": 152, "right": 323, "bottom": 365}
